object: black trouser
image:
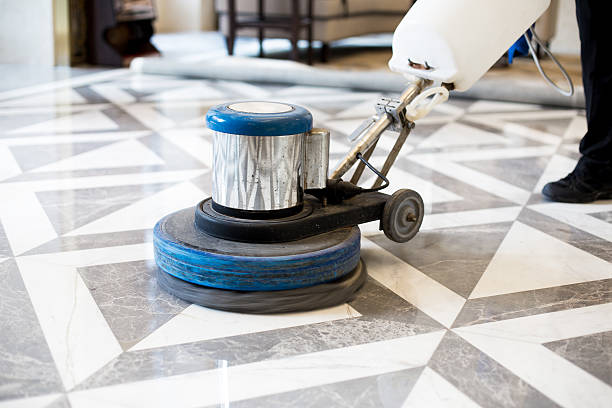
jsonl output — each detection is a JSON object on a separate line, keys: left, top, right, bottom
{"left": 575, "top": 0, "right": 612, "bottom": 179}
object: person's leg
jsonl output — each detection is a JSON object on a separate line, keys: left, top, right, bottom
{"left": 542, "top": 0, "right": 612, "bottom": 202}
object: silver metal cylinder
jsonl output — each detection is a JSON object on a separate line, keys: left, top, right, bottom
{"left": 212, "top": 131, "right": 305, "bottom": 212}
{"left": 303, "top": 128, "right": 330, "bottom": 190}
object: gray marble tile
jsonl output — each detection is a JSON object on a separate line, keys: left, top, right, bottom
{"left": 460, "top": 156, "right": 549, "bottom": 191}
{"left": 224, "top": 367, "right": 423, "bottom": 408}
{"left": 392, "top": 159, "right": 516, "bottom": 214}
{"left": 0, "top": 112, "right": 71, "bottom": 136}
{"left": 369, "top": 223, "right": 512, "bottom": 298}
{"left": 591, "top": 211, "right": 612, "bottom": 224}
{"left": 2, "top": 164, "right": 176, "bottom": 183}
{"left": 350, "top": 278, "right": 445, "bottom": 327}
{"left": 99, "top": 106, "right": 147, "bottom": 131}
{"left": 519, "top": 208, "right": 612, "bottom": 263}
{"left": 457, "top": 119, "right": 544, "bottom": 147}
{"left": 36, "top": 183, "right": 176, "bottom": 235}
{"left": 9, "top": 142, "right": 112, "bottom": 172}
{"left": 453, "top": 279, "right": 612, "bottom": 328}
{"left": 23, "top": 229, "right": 152, "bottom": 256}
{"left": 76, "top": 315, "right": 441, "bottom": 390}
{"left": 0, "top": 259, "right": 63, "bottom": 400}
{"left": 544, "top": 331, "right": 612, "bottom": 386}
{"left": 430, "top": 331, "right": 559, "bottom": 408}
{"left": 73, "top": 86, "right": 113, "bottom": 104}
{"left": 78, "top": 259, "right": 189, "bottom": 350}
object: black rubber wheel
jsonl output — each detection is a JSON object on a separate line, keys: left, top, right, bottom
{"left": 381, "top": 189, "right": 424, "bottom": 243}
{"left": 156, "top": 259, "right": 367, "bottom": 314}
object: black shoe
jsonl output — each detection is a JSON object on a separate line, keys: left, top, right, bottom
{"left": 542, "top": 170, "right": 612, "bottom": 203}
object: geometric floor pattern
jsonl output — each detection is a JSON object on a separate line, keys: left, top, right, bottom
{"left": 0, "top": 69, "right": 611, "bottom": 408}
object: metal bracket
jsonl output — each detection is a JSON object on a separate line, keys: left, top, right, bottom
{"left": 375, "top": 97, "right": 410, "bottom": 132}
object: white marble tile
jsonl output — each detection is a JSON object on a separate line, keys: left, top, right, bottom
{"left": 131, "top": 303, "right": 361, "bottom": 351}
{"left": 409, "top": 156, "right": 531, "bottom": 204}
{"left": 9, "top": 110, "right": 119, "bottom": 135}
{"left": 456, "top": 302, "right": 612, "bottom": 343}
{"left": 418, "top": 122, "right": 511, "bottom": 149}
{"left": 3, "top": 169, "right": 206, "bottom": 192}
{"left": 533, "top": 154, "right": 578, "bottom": 192}
{"left": 467, "top": 100, "right": 541, "bottom": 113}
{"left": 420, "top": 207, "right": 522, "bottom": 231}
{"left": 16, "top": 257, "right": 122, "bottom": 390}
{"left": 384, "top": 167, "right": 462, "bottom": 205}
{"left": 465, "top": 109, "right": 578, "bottom": 122}
{"left": 470, "top": 222, "right": 612, "bottom": 299}
{"left": 65, "top": 182, "right": 205, "bottom": 236}
{"left": 362, "top": 238, "right": 465, "bottom": 327}
{"left": 529, "top": 202, "right": 612, "bottom": 242}
{"left": 69, "top": 331, "right": 446, "bottom": 408}
{"left": 499, "top": 122, "right": 562, "bottom": 145}
{"left": 142, "top": 84, "right": 225, "bottom": 102}
{"left": 159, "top": 128, "right": 214, "bottom": 166}
{"left": 456, "top": 305, "right": 612, "bottom": 408}
{"left": 410, "top": 145, "right": 556, "bottom": 163}
{"left": 334, "top": 99, "right": 382, "bottom": 119}
{"left": 23, "top": 243, "right": 154, "bottom": 268}
{"left": 0, "top": 145, "right": 22, "bottom": 181}
{"left": 31, "top": 139, "right": 165, "bottom": 173}
{"left": 0, "top": 189, "right": 57, "bottom": 255}
{"left": 215, "top": 80, "right": 272, "bottom": 98}
{"left": 0, "top": 89, "right": 86, "bottom": 107}
{"left": 0, "top": 69, "right": 127, "bottom": 102}
{"left": 0, "top": 130, "right": 152, "bottom": 147}
{"left": 0, "top": 394, "right": 63, "bottom": 408}
{"left": 402, "top": 367, "right": 481, "bottom": 408}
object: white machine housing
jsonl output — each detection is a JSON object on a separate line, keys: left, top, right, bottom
{"left": 389, "top": 0, "right": 551, "bottom": 91}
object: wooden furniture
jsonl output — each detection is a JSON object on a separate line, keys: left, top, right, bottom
{"left": 225, "top": 0, "right": 314, "bottom": 64}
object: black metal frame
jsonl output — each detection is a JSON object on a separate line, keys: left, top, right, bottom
{"left": 195, "top": 192, "right": 389, "bottom": 243}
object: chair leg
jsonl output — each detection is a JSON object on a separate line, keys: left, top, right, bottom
{"left": 258, "top": 0, "right": 265, "bottom": 57}
{"left": 320, "top": 42, "right": 330, "bottom": 63}
{"left": 226, "top": 0, "right": 236, "bottom": 55}
{"left": 306, "top": 0, "right": 313, "bottom": 65}
{"left": 290, "top": 0, "right": 300, "bottom": 61}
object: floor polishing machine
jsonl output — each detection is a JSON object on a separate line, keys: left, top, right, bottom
{"left": 154, "top": 0, "right": 566, "bottom": 313}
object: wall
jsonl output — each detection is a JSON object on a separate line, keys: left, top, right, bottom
{"left": 154, "top": 0, "right": 216, "bottom": 33}
{"left": 0, "top": 0, "right": 55, "bottom": 65}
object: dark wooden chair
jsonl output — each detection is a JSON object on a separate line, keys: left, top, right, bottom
{"left": 225, "top": 0, "right": 314, "bottom": 65}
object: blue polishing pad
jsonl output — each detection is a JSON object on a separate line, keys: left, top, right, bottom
{"left": 154, "top": 208, "right": 361, "bottom": 291}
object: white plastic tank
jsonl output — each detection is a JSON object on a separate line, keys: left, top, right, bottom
{"left": 389, "top": 0, "right": 551, "bottom": 91}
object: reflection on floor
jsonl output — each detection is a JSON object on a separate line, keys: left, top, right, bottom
{"left": 0, "top": 70, "right": 611, "bottom": 408}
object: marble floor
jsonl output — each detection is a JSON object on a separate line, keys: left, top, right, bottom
{"left": 0, "top": 69, "right": 611, "bottom": 408}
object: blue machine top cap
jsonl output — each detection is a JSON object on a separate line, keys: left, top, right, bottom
{"left": 206, "top": 101, "right": 313, "bottom": 136}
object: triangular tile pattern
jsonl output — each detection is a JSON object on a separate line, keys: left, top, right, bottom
{"left": 78, "top": 259, "right": 189, "bottom": 350}
{"left": 370, "top": 222, "right": 513, "bottom": 299}
{"left": 0, "top": 72, "right": 610, "bottom": 406}
{"left": 10, "top": 141, "right": 113, "bottom": 172}
{"left": 460, "top": 156, "right": 550, "bottom": 191}
{"left": 470, "top": 221, "right": 612, "bottom": 299}
{"left": 36, "top": 182, "right": 176, "bottom": 235}
{"left": 32, "top": 139, "right": 165, "bottom": 173}
{"left": 544, "top": 331, "right": 612, "bottom": 386}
